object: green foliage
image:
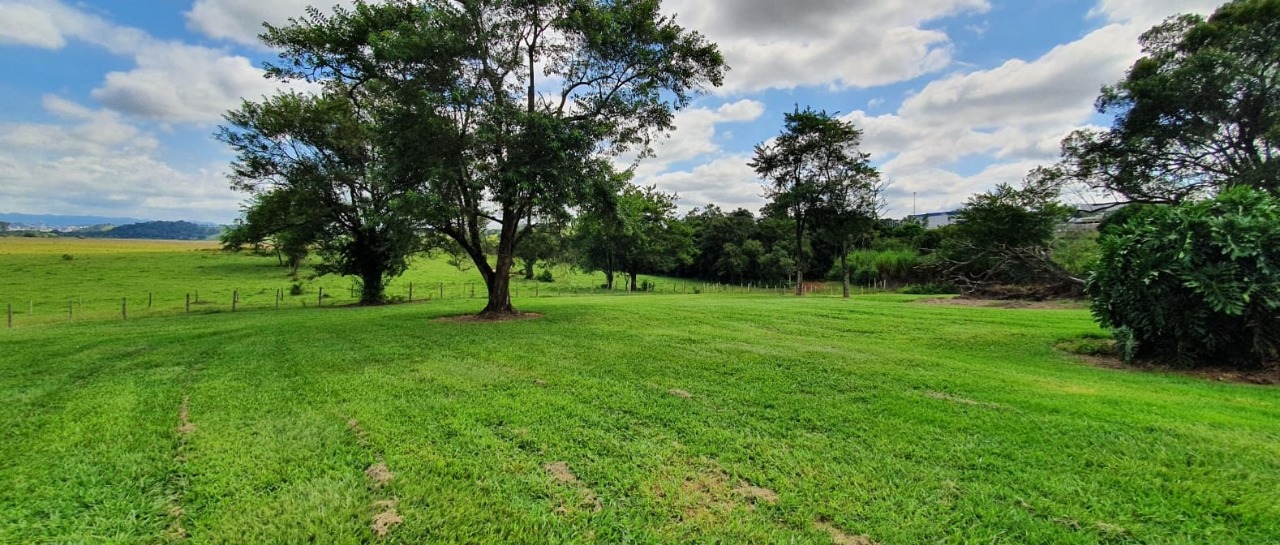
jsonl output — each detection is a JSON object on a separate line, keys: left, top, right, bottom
{"left": 74, "top": 221, "right": 222, "bottom": 241}
{"left": 1088, "top": 187, "right": 1280, "bottom": 367}
{"left": 1057, "top": 0, "right": 1280, "bottom": 202}
{"left": 1050, "top": 230, "right": 1101, "bottom": 277}
{"left": 535, "top": 269, "right": 555, "bottom": 283}
{"left": 839, "top": 249, "right": 921, "bottom": 283}
{"left": 752, "top": 107, "right": 879, "bottom": 292}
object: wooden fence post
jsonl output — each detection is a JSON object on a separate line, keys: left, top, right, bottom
{"left": 408, "top": 283, "right": 414, "bottom": 303}
{"left": 122, "top": 298, "right": 127, "bottom": 320}
{"left": 7, "top": 303, "right": 11, "bottom": 329}
{"left": 147, "top": 292, "right": 152, "bottom": 310}
{"left": 318, "top": 287, "right": 324, "bottom": 307}
{"left": 232, "top": 290, "right": 238, "bottom": 312}
{"left": 68, "top": 300, "right": 73, "bottom": 323}
{"left": 275, "top": 289, "right": 281, "bottom": 310}
{"left": 186, "top": 293, "right": 191, "bottom": 313}
{"left": 439, "top": 282, "right": 444, "bottom": 299}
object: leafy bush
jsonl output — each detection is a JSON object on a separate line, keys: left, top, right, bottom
{"left": 640, "top": 280, "right": 655, "bottom": 292}
{"left": 535, "top": 269, "right": 554, "bottom": 283}
{"left": 289, "top": 282, "right": 305, "bottom": 296}
{"left": 1087, "top": 187, "right": 1280, "bottom": 368}
{"left": 61, "top": 254, "right": 74, "bottom": 261}
{"left": 839, "top": 249, "right": 921, "bottom": 283}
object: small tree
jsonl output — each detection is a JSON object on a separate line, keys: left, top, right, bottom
{"left": 940, "top": 171, "right": 1078, "bottom": 294}
{"left": 221, "top": 188, "right": 318, "bottom": 275}
{"left": 1088, "top": 187, "right": 1280, "bottom": 368}
{"left": 752, "top": 107, "right": 876, "bottom": 295}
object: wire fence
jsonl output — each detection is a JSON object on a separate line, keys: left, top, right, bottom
{"left": 2, "top": 279, "right": 898, "bottom": 330}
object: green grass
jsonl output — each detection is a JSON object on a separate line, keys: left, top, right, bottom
{"left": 1, "top": 240, "right": 1277, "bottom": 543}
{"left": 0, "top": 238, "right": 710, "bottom": 327}
{"left": 2, "top": 286, "right": 1278, "bottom": 543}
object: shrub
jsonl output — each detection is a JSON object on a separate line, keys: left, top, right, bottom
{"left": 289, "top": 282, "right": 305, "bottom": 296}
{"left": 640, "top": 280, "right": 655, "bottom": 292}
{"left": 1087, "top": 187, "right": 1280, "bottom": 368}
{"left": 535, "top": 269, "right": 554, "bottom": 283}
{"left": 61, "top": 254, "right": 74, "bottom": 261}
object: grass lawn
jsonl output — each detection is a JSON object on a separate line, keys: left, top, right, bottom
{"left": 1, "top": 288, "right": 1277, "bottom": 543}
{"left": 0, "top": 238, "right": 711, "bottom": 327}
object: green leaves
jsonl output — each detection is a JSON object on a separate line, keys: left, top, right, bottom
{"left": 1057, "top": 0, "right": 1280, "bottom": 203}
{"left": 1088, "top": 187, "right": 1280, "bottom": 367}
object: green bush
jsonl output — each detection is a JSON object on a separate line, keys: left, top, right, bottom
{"left": 1087, "top": 187, "right": 1280, "bottom": 368}
{"left": 840, "top": 249, "right": 921, "bottom": 283}
{"left": 535, "top": 269, "right": 554, "bottom": 283}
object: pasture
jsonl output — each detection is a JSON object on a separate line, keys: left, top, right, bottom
{"left": 1, "top": 239, "right": 1277, "bottom": 544}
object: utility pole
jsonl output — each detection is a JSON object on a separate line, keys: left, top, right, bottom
{"left": 913, "top": 192, "right": 917, "bottom": 215}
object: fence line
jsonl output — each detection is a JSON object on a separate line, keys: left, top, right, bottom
{"left": 3, "top": 279, "right": 899, "bottom": 330}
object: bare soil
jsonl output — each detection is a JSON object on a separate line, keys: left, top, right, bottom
{"left": 814, "top": 520, "right": 877, "bottom": 545}
{"left": 371, "top": 499, "right": 403, "bottom": 538}
{"left": 1070, "top": 353, "right": 1280, "bottom": 386}
{"left": 432, "top": 312, "right": 544, "bottom": 324}
{"left": 365, "top": 463, "right": 395, "bottom": 488}
{"left": 924, "top": 391, "right": 1003, "bottom": 409}
{"left": 668, "top": 388, "right": 693, "bottom": 399}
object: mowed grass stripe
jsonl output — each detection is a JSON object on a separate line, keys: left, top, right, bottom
{"left": 1, "top": 295, "right": 1278, "bottom": 543}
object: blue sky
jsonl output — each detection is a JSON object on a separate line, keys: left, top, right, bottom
{"left": 0, "top": 0, "right": 1223, "bottom": 223}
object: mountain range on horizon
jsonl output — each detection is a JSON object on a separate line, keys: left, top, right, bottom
{"left": 0, "top": 212, "right": 220, "bottom": 228}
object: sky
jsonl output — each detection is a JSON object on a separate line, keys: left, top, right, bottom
{"left": 0, "top": 0, "right": 1225, "bottom": 224}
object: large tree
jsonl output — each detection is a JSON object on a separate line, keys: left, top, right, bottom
{"left": 255, "top": 0, "right": 725, "bottom": 317}
{"left": 218, "top": 91, "right": 424, "bottom": 304}
{"left": 574, "top": 183, "right": 692, "bottom": 291}
{"left": 751, "top": 107, "right": 876, "bottom": 296}
{"left": 1057, "top": 0, "right": 1280, "bottom": 203}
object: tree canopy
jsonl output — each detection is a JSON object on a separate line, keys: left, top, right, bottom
{"left": 1056, "top": 0, "right": 1280, "bottom": 203}
{"left": 751, "top": 107, "right": 878, "bottom": 295}
{"left": 242, "top": 0, "right": 725, "bottom": 316}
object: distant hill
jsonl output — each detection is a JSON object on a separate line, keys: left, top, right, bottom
{"left": 77, "top": 221, "right": 224, "bottom": 241}
{"left": 0, "top": 213, "right": 147, "bottom": 228}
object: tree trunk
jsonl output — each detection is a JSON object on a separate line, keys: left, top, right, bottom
{"left": 629, "top": 271, "right": 638, "bottom": 292}
{"left": 841, "top": 240, "right": 850, "bottom": 298}
{"left": 480, "top": 259, "right": 515, "bottom": 317}
{"left": 605, "top": 269, "right": 614, "bottom": 290}
{"left": 523, "top": 259, "right": 535, "bottom": 280}
{"left": 794, "top": 215, "right": 805, "bottom": 296}
{"left": 359, "top": 266, "right": 385, "bottom": 305}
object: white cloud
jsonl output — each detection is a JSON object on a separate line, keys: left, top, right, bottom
{"left": 1090, "top": 0, "right": 1223, "bottom": 27}
{"left": 0, "top": 2, "right": 64, "bottom": 48}
{"left": 185, "top": 0, "right": 353, "bottom": 46}
{"left": 93, "top": 43, "right": 291, "bottom": 123}
{"left": 664, "top": 0, "right": 990, "bottom": 93}
{"left": 0, "top": 98, "right": 238, "bottom": 222}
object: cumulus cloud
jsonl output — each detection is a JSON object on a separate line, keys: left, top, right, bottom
{"left": 623, "top": 100, "right": 764, "bottom": 209}
{"left": 664, "top": 0, "right": 989, "bottom": 93}
{"left": 0, "top": 2, "right": 65, "bottom": 48}
{"left": 0, "top": 97, "right": 240, "bottom": 222}
{"left": 836, "top": 0, "right": 1222, "bottom": 216}
{"left": 185, "top": 0, "right": 353, "bottom": 46}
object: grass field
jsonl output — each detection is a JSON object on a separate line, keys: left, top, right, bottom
{"left": 0, "top": 238, "right": 716, "bottom": 327}
{"left": 1, "top": 240, "right": 1278, "bottom": 544}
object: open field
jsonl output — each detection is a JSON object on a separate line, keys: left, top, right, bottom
{"left": 1, "top": 239, "right": 1278, "bottom": 543}
{"left": 0, "top": 238, "right": 717, "bottom": 328}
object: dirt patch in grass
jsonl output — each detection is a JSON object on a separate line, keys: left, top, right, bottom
{"left": 917, "top": 297, "right": 1086, "bottom": 310}
{"left": 733, "top": 484, "right": 778, "bottom": 505}
{"left": 176, "top": 395, "right": 195, "bottom": 435}
{"left": 544, "top": 461, "right": 602, "bottom": 513}
{"left": 433, "top": 312, "right": 543, "bottom": 324}
{"left": 371, "top": 499, "right": 403, "bottom": 538}
{"left": 924, "top": 391, "right": 1002, "bottom": 409}
{"left": 365, "top": 463, "right": 395, "bottom": 488}
{"left": 814, "top": 520, "right": 876, "bottom": 545}
{"left": 1062, "top": 350, "right": 1280, "bottom": 386}
{"left": 668, "top": 388, "right": 693, "bottom": 399}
